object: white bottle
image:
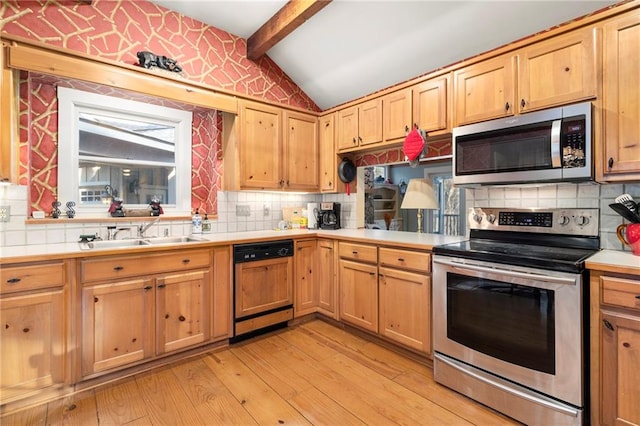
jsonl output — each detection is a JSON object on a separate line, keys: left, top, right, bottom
{"left": 191, "top": 208, "right": 202, "bottom": 234}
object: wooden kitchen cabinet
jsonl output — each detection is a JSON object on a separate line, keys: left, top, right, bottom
{"left": 517, "top": 27, "right": 596, "bottom": 113}
{"left": 590, "top": 271, "right": 640, "bottom": 426}
{"left": 1, "top": 260, "right": 69, "bottom": 405}
{"left": 412, "top": 75, "right": 450, "bottom": 136}
{"left": 211, "top": 246, "right": 232, "bottom": 341}
{"left": 80, "top": 249, "right": 212, "bottom": 378}
{"left": 283, "top": 110, "right": 319, "bottom": 191}
{"left": 382, "top": 88, "right": 412, "bottom": 144}
{"left": 336, "top": 98, "right": 382, "bottom": 152}
{"left": 294, "top": 239, "right": 317, "bottom": 318}
{"left": 378, "top": 247, "right": 431, "bottom": 354}
{"left": 454, "top": 54, "right": 516, "bottom": 126}
{"left": 238, "top": 100, "right": 282, "bottom": 190}
{"left": 318, "top": 113, "right": 344, "bottom": 193}
{"left": 236, "top": 100, "right": 319, "bottom": 191}
{"left": 317, "top": 239, "right": 337, "bottom": 319}
{"left": 156, "top": 270, "right": 210, "bottom": 354}
{"left": 81, "top": 278, "right": 155, "bottom": 376}
{"left": 601, "top": 13, "right": 640, "bottom": 180}
{"left": 338, "top": 242, "right": 378, "bottom": 332}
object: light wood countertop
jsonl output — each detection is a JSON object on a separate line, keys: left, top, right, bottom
{"left": 586, "top": 249, "right": 640, "bottom": 275}
{"left": 0, "top": 229, "right": 466, "bottom": 264}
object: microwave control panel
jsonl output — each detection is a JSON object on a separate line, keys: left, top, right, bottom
{"left": 562, "top": 117, "right": 586, "bottom": 168}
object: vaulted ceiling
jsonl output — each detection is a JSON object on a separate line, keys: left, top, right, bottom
{"left": 149, "top": 0, "right": 618, "bottom": 111}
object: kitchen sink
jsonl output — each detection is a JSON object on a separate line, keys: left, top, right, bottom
{"left": 80, "top": 235, "right": 207, "bottom": 250}
{"left": 143, "top": 235, "right": 207, "bottom": 245}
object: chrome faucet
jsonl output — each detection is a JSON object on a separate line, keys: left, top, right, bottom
{"left": 137, "top": 217, "right": 160, "bottom": 238}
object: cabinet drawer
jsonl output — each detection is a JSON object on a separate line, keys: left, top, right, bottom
{"left": 338, "top": 242, "right": 377, "bottom": 264}
{"left": 81, "top": 249, "right": 211, "bottom": 283}
{"left": 379, "top": 247, "right": 431, "bottom": 273}
{"left": 1, "top": 262, "right": 65, "bottom": 294}
{"left": 601, "top": 276, "right": 640, "bottom": 311}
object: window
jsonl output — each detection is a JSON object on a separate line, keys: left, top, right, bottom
{"left": 57, "top": 87, "right": 192, "bottom": 216}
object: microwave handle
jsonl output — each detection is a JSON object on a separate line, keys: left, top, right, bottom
{"left": 551, "top": 120, "right": 562, "bottom": 168}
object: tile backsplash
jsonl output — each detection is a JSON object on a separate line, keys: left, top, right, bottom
{"left": 0, "top": 186, "right": 357, "bottom": 247}
{"left": 465, "top": 182, "right": 640, "bottom": 252}
{"left": 1, "top": 181, "right": 639, "bottom": 252}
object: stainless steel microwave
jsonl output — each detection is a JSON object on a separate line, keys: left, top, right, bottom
{"left": 452, "top": 102, "right": 592, "bottom": 186}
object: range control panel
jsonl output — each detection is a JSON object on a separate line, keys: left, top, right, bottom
{"left": 469, "top": 207, "right": 599, "bottom": 237}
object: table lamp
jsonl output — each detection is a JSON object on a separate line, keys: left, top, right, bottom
{"left": 400, "top": 178, "right": 439, "bottom": 233}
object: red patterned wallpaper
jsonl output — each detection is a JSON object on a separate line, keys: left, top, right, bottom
{"left": 2, "top": 0, "right": 320, "bottom": 215}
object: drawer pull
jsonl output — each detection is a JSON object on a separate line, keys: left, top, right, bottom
{"left": 603, "top": 319, "right": 615, "bottom": 331}
{"left": 179, "top": 315, "right": 186, "bottom": 322}
{"left": 143, "top": 286, "right": 153, "bottom": 291}
{"left": 369, "top": 272, "right": 375, "bottom": 276}
{"left": 636, "top": 295, "right": 640, "bottom": 300}
{"left": 113, "top": 266, "right": 124, "bottom": 271}
{"left": 397, "top": 258, "right": 405, "bottom": 262}
{"left": 157, "top": 284, "right": 166, "bottom": 289}
{"left": 6, "top": 277, "right": 21, "bottom": 284}
{"left": 182, "top": 259, "right": 191, "bottom": 264}
{"left": 352, "top": 251, "right": 358, "bottom": 255}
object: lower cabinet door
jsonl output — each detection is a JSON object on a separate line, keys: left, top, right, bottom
{"left": 156, "top": 270, "right": 210, "bottom": 354}
{"left": 82, "top": 278, "right": 154, "bottom": 376}
{"left": 317, "top": 239, "right": 337, "bottom": 318}
{"left": 0, "top": 289, "right": 66, "bottom": 403}
{"left": 601, "top": 310, "right": 640, "bottom": 426}
{"left": 339, "top": 259, "right": 378, "bottom": 332}
{"left": 379, "top": 267, "right": 431, "bottom": 354}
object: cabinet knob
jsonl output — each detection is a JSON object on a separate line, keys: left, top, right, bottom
{"left": 179, "top": 315, "right": 186, "bottom": 322}
{"left": 564, "top": 67, "right": 570, "bottom": 72}
{"left": 623, "top": 342, "right": 631, "bottom": 348}
{"left": 603, "top": 319, "right": 615, "bottom": 331}
{"left": 23, "top": 327, "right": 30, "bottom": 333}
{"left": 158, "top": 283, "right": 166, "bottom": 288}
{"left": 358, "top": 136, "right": 362, "bottom": 142}
{"left": 520, "top": 99, "right": 526, "bottom": 108}
{"left": 144, "top": 285, "right": 153, "bottom": 291}
{"left": 6, "top": 277, "right": 21, "bottom": 284}
{"left": 113, "top": 265, "right": 124, "bottom": 271}
{"left": 397, "top": 258, "right": 405, "bottom": 262}
{"left": 505, "top": 102, "right": 510, "bottom": 111}
{"left": 608, "top": 157, "right": 614, "bottom": 170}
{"left": 182, "top": 259, "right": 190, "bottom": 264}
{"left": 352, "top": 137, "right": 356, "bottom": 145}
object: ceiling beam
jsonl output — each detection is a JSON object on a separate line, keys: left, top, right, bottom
{"left": 247, "top": 0, "right": 332, "bottom": 61}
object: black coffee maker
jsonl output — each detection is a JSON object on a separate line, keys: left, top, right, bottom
{"left": 318, "top": 202, "right": 341, "bottom": 230}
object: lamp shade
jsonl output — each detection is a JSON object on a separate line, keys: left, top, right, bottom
{"left": 400, "top": 179, "right": 439, "bottom": 210}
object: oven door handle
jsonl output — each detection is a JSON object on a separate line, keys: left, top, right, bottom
{"left": 433, "top": 257, "right": 576, "bottom": 286}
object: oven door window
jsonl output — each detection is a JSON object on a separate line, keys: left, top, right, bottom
{"left": 456, "top": 122, "right": 554, "bottom": 175}
{"left": 447, "top": 272, "right": 555, "bottom": 374}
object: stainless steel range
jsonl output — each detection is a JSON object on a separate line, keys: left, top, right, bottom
{"left": 432, "top": 207, "right": 600, "bottom": 425}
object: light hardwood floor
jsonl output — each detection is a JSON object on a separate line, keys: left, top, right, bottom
{"left": 1, "top": 319, "right": 519, "bottom": 425}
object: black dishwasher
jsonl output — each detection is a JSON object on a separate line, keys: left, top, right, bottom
{"left": 231, "top": 240, "right": 294, "bottom": 343}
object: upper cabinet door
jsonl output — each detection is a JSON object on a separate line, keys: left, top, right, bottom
{"left": 336, "top": 105, "right": 359, "bottom": 152}
{"left": 284, "top": 111, "right": 319, "bottom": 191}
{"left": 412, "top": 75, "right": 449, "bottom": 135}
{"left": 518, "top": 28, "right": 597, "bottom": 113}
{"left": 382, "top": 88, "right": 412, "bottom": 144}
{"left": 319, "top": 113, "right": 343, "bottom": 193}
{"left": 358, "top": 98, "right": 383, "bottom": 146}
{"left": 239, "top": 100, "right": 282, "bottom": 190}
{"left": 454, "top": 54, "right": 516, "bottom": 126}
{"left": 602, "top": 13, "right": 640, "bottom": 179}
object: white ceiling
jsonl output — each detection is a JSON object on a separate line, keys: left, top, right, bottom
{"left": 149, "top": 0, "right": 617, "bottom": 111}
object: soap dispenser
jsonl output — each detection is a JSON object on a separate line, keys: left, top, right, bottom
{"left": 191, "top": 208, "right": 202, "bottom": 234}
{"left": 202, "top": 212, "right": 212, "bottom": 233}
